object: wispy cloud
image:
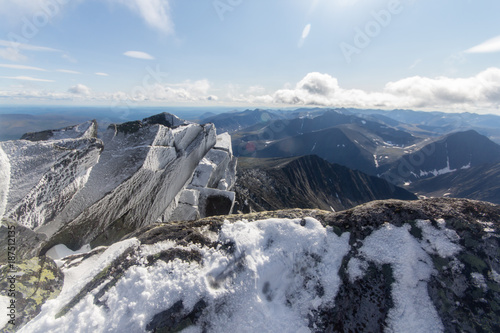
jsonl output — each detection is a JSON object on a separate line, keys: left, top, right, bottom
{"left": 298, "top": 23, "right": 312, "bottom": 48}
{"left": 95, "top": 72, "right": 109, "bottom": 76}
{"left": 0, "top": 40, "right": 61, "bottom": 52}
{"left": 0, "top": 40, "right": 61, "bottom": 62}
{"left": 466, "top": 35, "right": 500, "bottom": 54}
{"left": 0, "top": 64, "right": 47, "bottom": 71}
{"left": 409, "top": 59, "right": 422, "bottom": 69}
{"left": 0, "top": 48, "right": 27, "bottom": 62}
{"left": 113, "top": 0, "right": 174, "bottom": 35}
{"left": 0, "top": 76, "right": 54, "bottom": 82}
{"left": 57, "top": 69, "right": 81, "bottom": 74}
{"left": 124, "top": 51, "right": 155, "bottom": 60}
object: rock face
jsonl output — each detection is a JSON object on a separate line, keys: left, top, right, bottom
{"left": 0, "top": 113, "right": 237, "bottom": 253}
{"left": 9, "top": 198, "right": 500, "bottom": 333}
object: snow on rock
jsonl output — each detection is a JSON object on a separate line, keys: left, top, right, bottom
{"left": 1, "top": 113, "right": 237, "bottom": 250}
{"left": 170, "top": 132, "right": 238, "bottom": 222}
{"left": 355, "top": 221, "right": 462, "bottom": 333}
{"left": 0, "top": 295, "right": 10, "bottom": 330}
{"left": 46, "top": 244, "right": 92, "bottom": 262}
{"left": 214, "top": 132, "right": 232, "bottom": 155}
{"left": 1, "top": 137, "right": 103, "bottom": 230}
{"left": 20, "top": 218, "right": 350, "bottom": 333}
{"left": 20, "top": 120, "right": 97, "bottom": 142}
{"left": 0, "top": 145, "right": 10, "bottom": 219}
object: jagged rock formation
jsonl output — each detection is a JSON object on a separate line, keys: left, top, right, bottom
{"left": 7, "top": 198, "right": 499, "bottom": 333}
{"left": 234, "top": 155, "right": 417, "bottom": 213}
{"left": 0, "top": 113, "right": 237, "bottom": 253}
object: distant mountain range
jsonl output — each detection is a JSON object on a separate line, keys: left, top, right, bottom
{"left": 199, "top": 108, "right": 500, "bottom": 204}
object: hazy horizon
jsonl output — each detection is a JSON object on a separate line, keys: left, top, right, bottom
{"left": 0, "top": 0, "right": 499, "bottom": 114}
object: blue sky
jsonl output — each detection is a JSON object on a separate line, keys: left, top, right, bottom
{"left": 0, "top": 0, "right": 499, "bottom": 114}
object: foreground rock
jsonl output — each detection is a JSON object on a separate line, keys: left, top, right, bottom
{"left": 5, "top": 198, "right": 499, "bottom": 333}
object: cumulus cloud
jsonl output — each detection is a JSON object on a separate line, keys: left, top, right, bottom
{"left": 68, "top": 84, "right": 91, "bottom": 95}
{"left": 124, "top": 51, "right": 155, "bottom": 60}
{"left": 466, "top": 35, "right": 500, "bottom": 54}
{"left": 246, "top": 69, "right": 500, "bottom": 112}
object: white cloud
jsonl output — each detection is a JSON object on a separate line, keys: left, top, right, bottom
{"left": 244, "top": 69, "right": 500, "bottom": 113}
{"left": 0, "top": 64, "right": 47, "bottom": 71}
{"left": 113, "top": 0, "right": 173, "bottom": 35}
{"left": 0, "top": 48, "right": 27, "bottom": 62}
{"left": 0, "top": 76, "right": 54, "bottom": 82}
{"left": 409, "top": 59, "right": 422, "bottom": 70}
{"left": 62, "top": 54, "right": 78, "bottom": 63}
{"left": 0, "top": 1, "right": 174, "bottom": 35}
{"left": 466, "top": 35, "right": 500, "bottom": 54}
{"left": 95, "top": 72, "right": 109, "bottom": 76}
{"left": 0, "top": 40, "right": 60, "bottom": 52}
{"left": 57, "top": 69, "right": 81, "bottom": 74}
{"left": 0, "top": 77, "right": 217, "bottom": 104}
{"left": 124, "top": 51, "right": 155, "bottom": 60}
{"left": 68, "top": 84, "right": 91, "bottom": 95}
{"left": 125, "top": 79, "right": 215, "bottom": 102}
{"left": 302, "top": 24, "right": 312, "bottom": 39}
{"left": 298, "top": 23, "right": 312, "bottom": 48}
{"left": 0, "top": 40, "right": 61, "bottom": 62}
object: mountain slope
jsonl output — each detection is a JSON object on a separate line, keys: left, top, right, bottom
{"left": 409, "top": 162, "right": 500, "bottom": 204}
{"left": 234, "top": 155, "right": 417, "bottom": 213}
{"left": 201, "top": 109, "right": 283, "bottom": 133}
{"left": 9, "top": 198, "right": 500, "bottom": 333}
{"left": 382, "top": 130, "right": 500, "bottom": 184}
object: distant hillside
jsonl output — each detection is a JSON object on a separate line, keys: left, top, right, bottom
{"left": 201, "top": 109, "right": 283, "bottom": 133}
{"left": 409, "top": 162, "right": 500, "bottom": 204}
{"left": 382, "top": 130, "right": 500, "bottom": 184}
{"left": 233, "top": 155, "right": 417, "bottom": 213}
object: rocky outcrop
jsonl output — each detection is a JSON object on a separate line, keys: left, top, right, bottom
{"left": 0, "top": 113, "right": 237, "bottom": 254}
{"left": 9, "top": 198, "right": 499, "bottom": 333}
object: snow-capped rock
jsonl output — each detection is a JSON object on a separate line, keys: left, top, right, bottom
{"left": 0, "top": 113, "right": 237, "bottom": 252}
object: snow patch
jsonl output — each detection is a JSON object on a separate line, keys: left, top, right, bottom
{"left": 416, "top": 219, "right": 461, "bottom": 257}
{"left": 46, "top": 244, "right": 92, "bottom": 262}
{"left": 471, "top": 272, "right": 488, "bottom": 291}
{"left": 357, "top": 221, "right": 461, "bottom": 333}
{"left": 21, "top": 219, "right": 350, "bottom": 333}
{"left": 347, "top": 257, "right": 368, "bottom": 283}
{"left": 0, "top": 145, "right": 10, "bottom": 219}
{"left": 0, "top": 295, "right": 11, "bottom": 329}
